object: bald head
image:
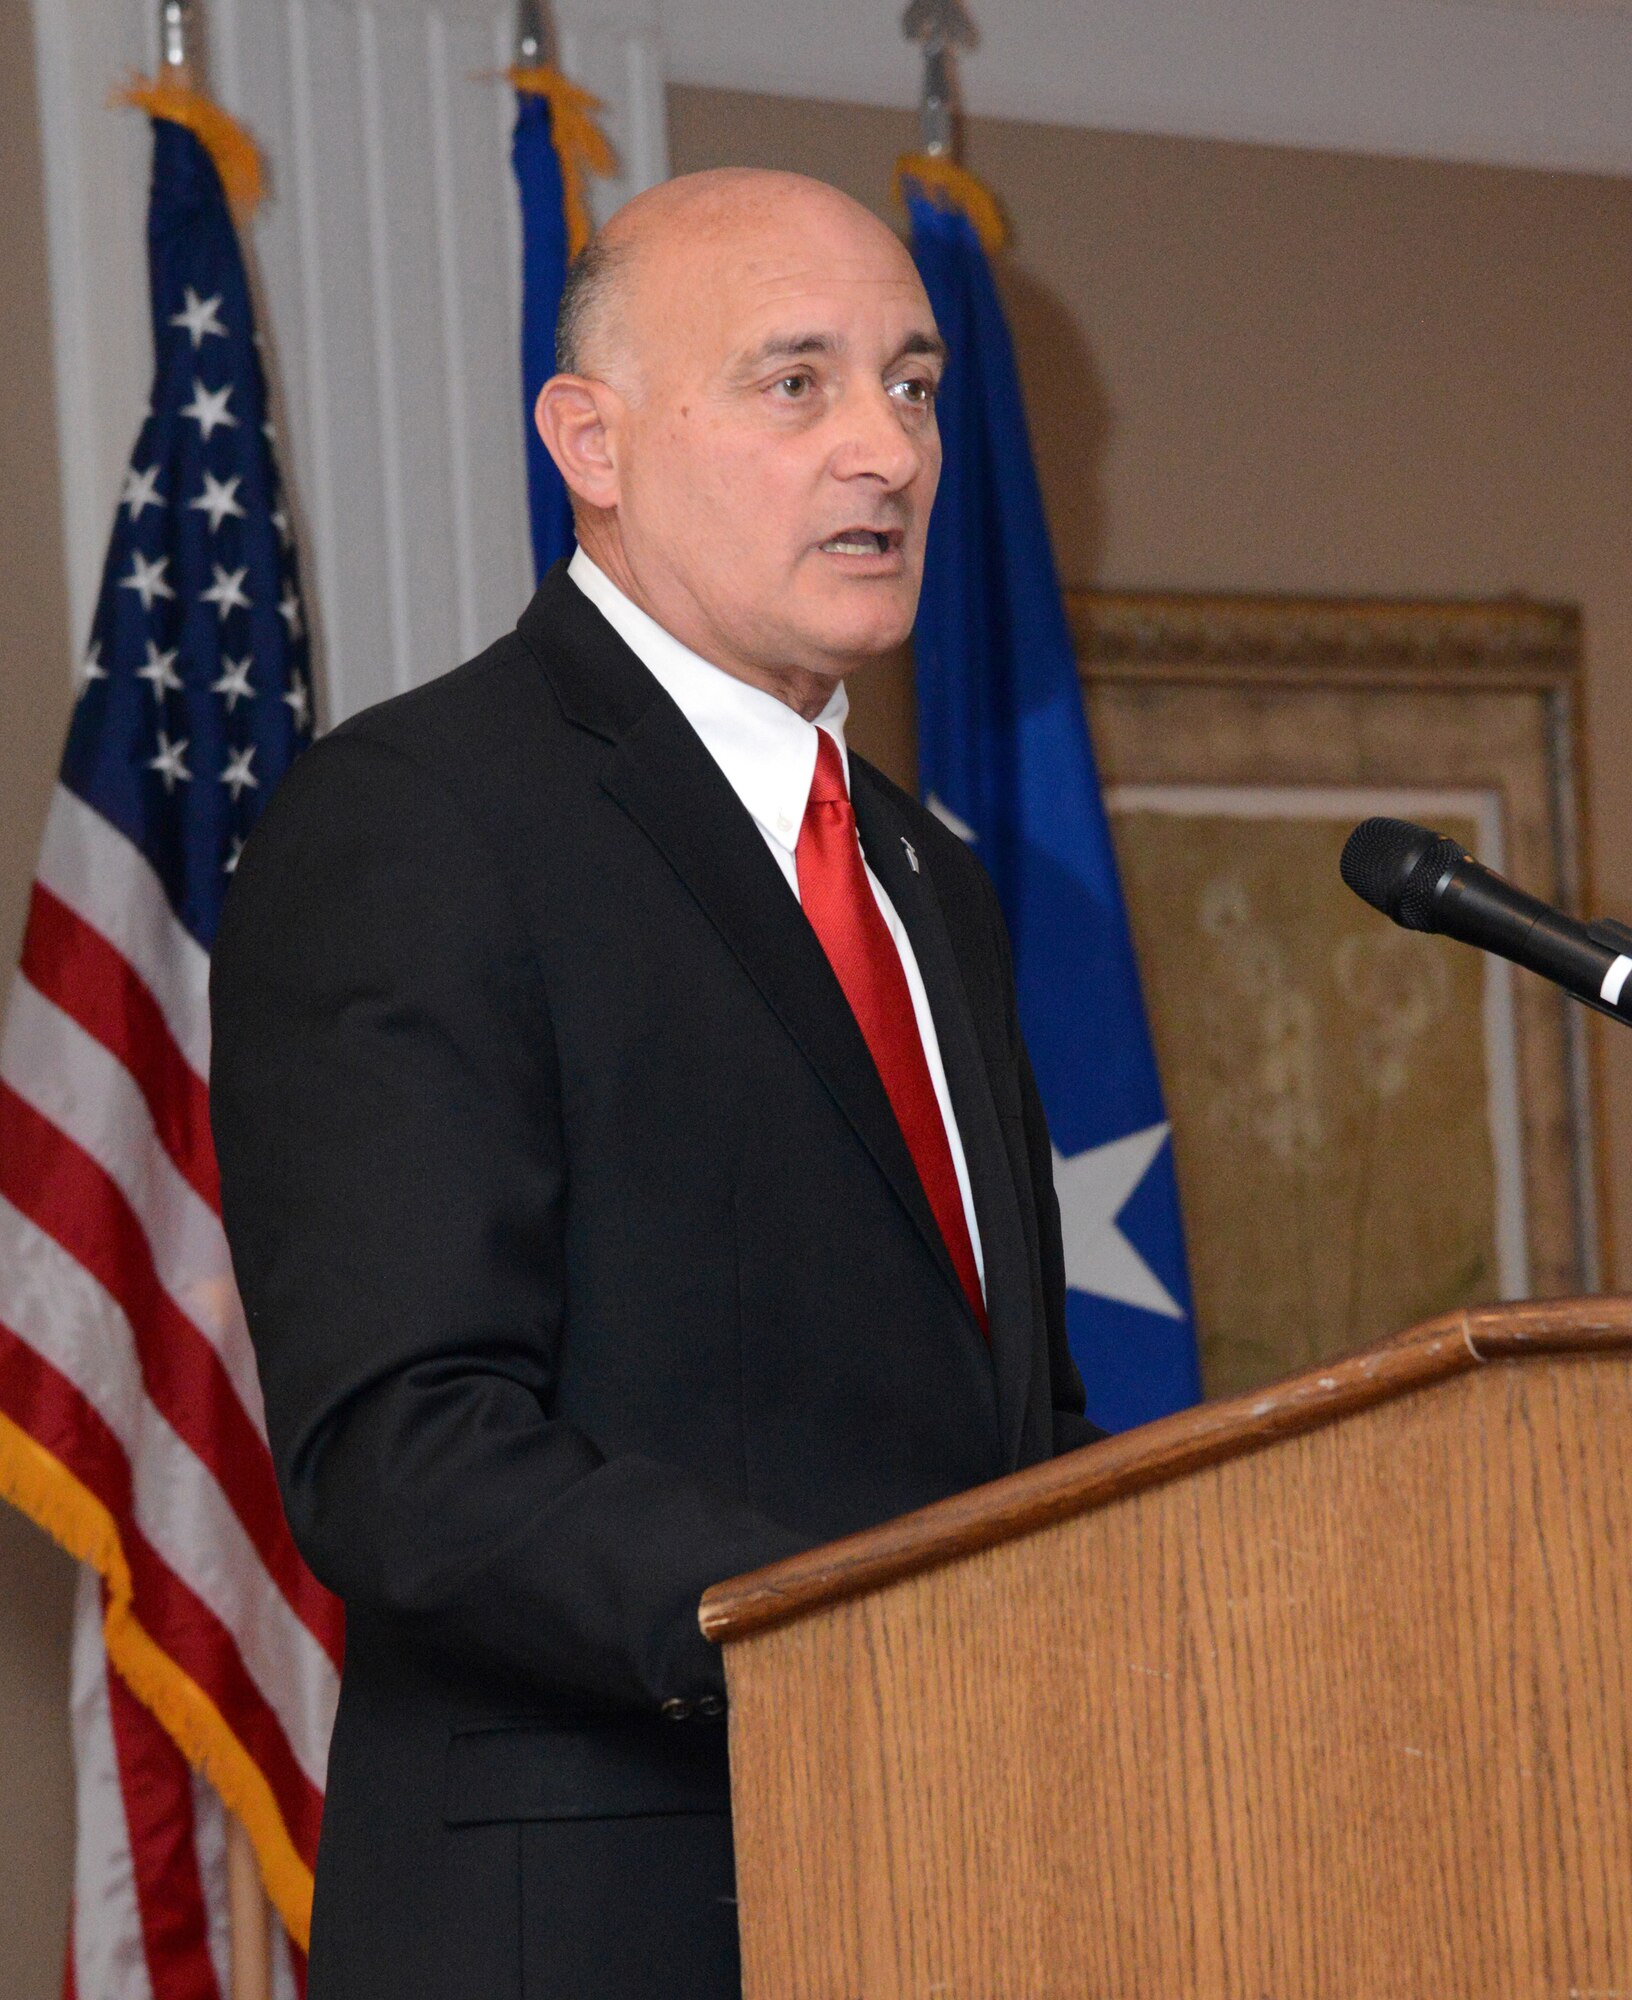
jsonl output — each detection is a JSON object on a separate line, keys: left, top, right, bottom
{"left": 536, "top": 167, "right": 944, "bottom": 716}
{"left": 557, "top": 170, "right": 924, "bottom": 388}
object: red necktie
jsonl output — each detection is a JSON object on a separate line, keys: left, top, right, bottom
{"left": 796, "top": 730, "right": 988, "bottom": 1337}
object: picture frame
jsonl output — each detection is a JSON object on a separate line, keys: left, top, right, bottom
{"left": 1068, "top": 589, "right": 1598, "bottom": 1398}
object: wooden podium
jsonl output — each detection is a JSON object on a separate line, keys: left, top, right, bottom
{"left": 699, "top": 1298, "right": 1632, "bottom": 1997}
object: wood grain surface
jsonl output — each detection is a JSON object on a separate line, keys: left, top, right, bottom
{"left": 701, "top": 1296, "right": 1632, "bottom": 1643}
{"left": 718, "top": 1301, "right": 1632, "bottom": 1997}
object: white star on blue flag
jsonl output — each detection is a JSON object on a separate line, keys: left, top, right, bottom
{"left": 906, "top": 182, "right": 1201, "bottom": 1431}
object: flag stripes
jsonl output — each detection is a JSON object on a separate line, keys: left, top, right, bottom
{"left": 66, "top": 1564, "right": 240, "bottom": 2000}
{"left": 0, "top": 1324, "right": 326, "bottom": 1850}
{"left": 36, "top": 789, "right": 212, "bottom": 1077}
{"left": 0, "top": 981, "right": 258, "bottom": 1413}
{"left": 67, "top": 1568, "right": 206, "bottom": 2000}
{"left": 0, "top": 797, "right": 340, "bottom": 1943}
{"left": 103, "top": 1615, "right": 227, "bottom": 1999}
{"left": 20, "top": 882, "right": 220, "bottom": 1211}
{"left": 0, "top": 1087, "right": 329, "bottom": 1639}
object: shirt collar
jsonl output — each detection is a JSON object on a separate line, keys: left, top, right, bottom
{"left": 567, "top": 546, "right": 849, "bottom": 854}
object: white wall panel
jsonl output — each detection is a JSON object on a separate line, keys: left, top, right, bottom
{"left": 31, "top": 0, "right": 668, "bottom": 724}
{"left": 294, "top": 0, "right": 397, "bottom": 719}
{"left": 30, "top": 0, "right": 152, "bottom": 662}
{"left": 236, "top": 0, "right": 329, "bottom": 689}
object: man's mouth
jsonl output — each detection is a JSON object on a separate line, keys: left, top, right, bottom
{"left": 818, "top": 528, "right": 901, "bottom": 557}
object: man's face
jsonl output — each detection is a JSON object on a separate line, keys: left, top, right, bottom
{"left": 599, "top": 194, "right": 944, "bottom": 689}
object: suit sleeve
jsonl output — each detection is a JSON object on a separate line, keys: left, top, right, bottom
{"left": 970, "top": 858, "right": 1104, "bottom": 1457}
{"left": 209, "top": 728, "right": 805, "bottom": 1713}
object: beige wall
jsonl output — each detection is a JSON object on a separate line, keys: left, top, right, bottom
{"left": 0, "top": 0, "right": 79, "bottom": 1994}
{"left": 671, "top": 85, "right": 1632, "bottom": 1278}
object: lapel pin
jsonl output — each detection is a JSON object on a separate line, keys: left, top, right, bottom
{"left": 902, "top": 837, "right": 920, "bottom": 874}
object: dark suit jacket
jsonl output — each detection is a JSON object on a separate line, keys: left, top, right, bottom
{"left": 210, "top": 561, "right": 1097, "bottom": 2000}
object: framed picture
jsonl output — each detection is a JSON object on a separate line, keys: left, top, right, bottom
{"left": 1069, "top": 590, "right": 1598, "bottom": 1399}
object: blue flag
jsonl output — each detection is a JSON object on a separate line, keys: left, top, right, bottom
{"left": 73, "top": 115, "right": 314, "bottom": 946}
{"left": 513, "top": 93, "right": 575, "bottom": 581}
{"left": 905, "top": 181, "right": 1201, "bottom": 1432}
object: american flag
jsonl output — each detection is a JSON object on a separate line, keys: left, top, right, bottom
{"left": 0, "top": 112, "right": 340, "bottom": 1994}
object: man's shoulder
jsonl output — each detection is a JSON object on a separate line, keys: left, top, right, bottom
{"left": 280, "top": 599, "right": 607, "bottom": 820}
{"left": 231, "top": 612, "right": 605, "bottom": 901}
{"left": 319, "top": 561, "right": 647, "bottom": 785}
{"left": 328, "top": 626, "right": 559, "bottom": 770}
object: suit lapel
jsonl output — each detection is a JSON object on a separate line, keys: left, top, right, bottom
{"left": 516, "top": 567, "right": 975, "bottom": 1331}
{"left": 851, "top": 767, "right": 1036, "bottom": 1466}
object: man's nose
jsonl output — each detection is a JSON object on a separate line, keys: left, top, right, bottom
{"left": 830, "top": 383, "right": 925, "bottom": 490}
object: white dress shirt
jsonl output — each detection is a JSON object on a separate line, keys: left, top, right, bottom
{"left": 568, "top": 546, "right": 985, "bottom": 1297}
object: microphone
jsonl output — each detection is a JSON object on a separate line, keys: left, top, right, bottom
{"left": 1339, "top": 816, "right": 1632, "bottom": 1026}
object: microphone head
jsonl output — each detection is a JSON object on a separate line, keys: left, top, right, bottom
{"left": 1340, "top": 817, "right": 1465, "bottom": 933}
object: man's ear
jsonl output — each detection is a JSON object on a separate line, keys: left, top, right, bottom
{"left": 535, "top": 375, "right": 621, "bottom": 509}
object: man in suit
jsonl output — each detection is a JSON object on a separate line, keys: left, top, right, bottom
{"left": 210, "top": 168, "right": 1098, "bottom": 2000}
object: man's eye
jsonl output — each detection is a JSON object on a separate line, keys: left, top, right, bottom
{"left": 775, "top": 374, "right": 812, "bottom": 398}
{"left": 890, "top": 377, "right": 936, "bottom": 406}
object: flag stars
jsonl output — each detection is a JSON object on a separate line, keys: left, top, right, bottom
{"left": 170, "top": 287, "right": 228, "bottom": 348}
{"left": 282, "top": 674, "right": 310, "bottom": 731}
{"left": 219, "top": 745, "right": 260, "bottom": 801}
{"left": 121, "top": 464, "right": 164, "bottom": 522}
{"left": 189, "top": 471, "right": 246, "bottom": 532}
{"left": 136, "top": 639, "right": 183, "bottom": 701}
{"left": 212, "top": 654, "right": 255, "bottom": 710}
{"left": 202, "top": 563, "right": 252, "bottom": 620}
{"left": 278, "top": 584, "right": 303, "bottom": 639}
{"left": 120, "top": 550, "right": 174, "bottom": 612}
{"left": 224, "top": 835, "right": 245, "bottom": 876}
{"left": 78, "top": 640, "right": 107, "bottom": 694}
{"left": 1052, "top": 1124, "right": 1185, "bottom": 1321}
{"left": 148, "top": 732, "right": 192, "bottom": 792}
{"left": 181, "top": 379, "right": 238, "bottom": 441}
{"left": 270, "top": 502, "right": 291, "bottom": 546}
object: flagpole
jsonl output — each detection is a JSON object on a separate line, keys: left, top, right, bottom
{"left": 506, "top": 0, "right": 614, "bottom": 576}
{"left": 158, "top": 0, "right": 199, "bottom": 92}
{"left": 901, "top": 0, "right": 977, "bottom": 158}
{"left": 147, "top": 20, "right": 277, "bottom": 1993}
{"left": 227, "top": 1817, "right": 274, "bottom": 2000}
{"left": 515, "top": 0, "right": 554, "bottom": 68}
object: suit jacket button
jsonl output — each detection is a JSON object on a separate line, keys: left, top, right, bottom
{"left": 697, "top": 1695, "right": 726, "bottom": 1718}
{"left": 660, "top": 1697, "right": 693, "bottom": 1722}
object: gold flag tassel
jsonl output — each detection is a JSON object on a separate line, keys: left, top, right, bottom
{"left": 893, "top": 153, "right": 1007, "bottom": 255}
{"left": 508, "top": 65, "right": 617, "bottom": 259}
{"left": 115, "top": 75, "right": 265, "bottom": 219}
{"left": 0, "top": 1410, "right": 314, "bottom": 1947}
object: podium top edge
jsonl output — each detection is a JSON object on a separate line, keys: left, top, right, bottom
{"left": 699, "top": 1296, "right": 1632, "bottom": 1647}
